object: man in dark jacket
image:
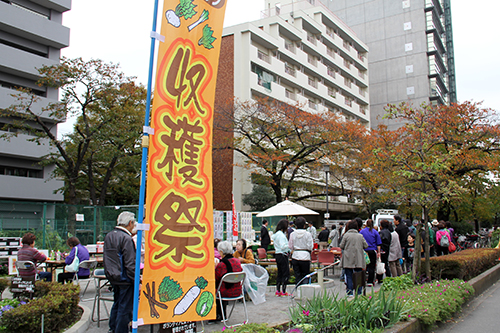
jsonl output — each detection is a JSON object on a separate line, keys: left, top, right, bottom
{"left": 318, "top": 225, "right": 330, "bottom": 250}
{"left": 394, "top": 215, "right": 409, "bottom": 272}
{"left": 260, "top": 220, "right": 271, "bottom": 250}
{"left": 104, "top": 211, "right": 136, "bottom": 333}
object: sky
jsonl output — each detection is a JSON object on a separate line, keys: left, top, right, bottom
{"left": 59, "top": 0, "right": 500, "bottom": 133}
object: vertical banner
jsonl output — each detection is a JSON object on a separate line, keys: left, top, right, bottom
{"left": 231, "top": 194, "right": 238, "bottom": 239}
{"left": 138, "top": 0, "right": 228, "bottom": 325}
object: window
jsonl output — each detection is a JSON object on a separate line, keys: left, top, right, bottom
{"left": 327, "top": 67, "right": 336, "bottom": 78}
{"left": 252, "top": 64, "right": 274, "bottom": 90}
{"left": 284, "top": 40, "right": 296, "bottom": 53}
{"left": 0, "top": 166, "right": 43, "bottom": 178}
{"left": 285, "top": 89, "right": 296, "bottom": 100}
{"left": 307, "top": 33, "right": 317, "bottom": 46}
{"left": 344, "top": 77, "right": 352, "bottom": 88}
{"left": 308, "top": 100, "right": 317, "bottom": 110}
{"left": 307, "top": 54, "right": 317, "bottom": 66}
{"left": 328, "top": 87, "right": 337, "bottom": 98}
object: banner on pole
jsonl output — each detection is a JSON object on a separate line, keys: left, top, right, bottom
{"left": 231, "top": 194, "right": 238, "bottom": 239}
{"left": 138, "top": 0, "right": 228, "bottom": 324}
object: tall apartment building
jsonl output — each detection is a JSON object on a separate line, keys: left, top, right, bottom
{"left": 0, "top": 0, "right": 70, "bottom": 217}
{"left": 214, "top": 0, "right": 369, "bottom": 211}
{"left": 280, "top": 0, "right": 455, "bottom": 131}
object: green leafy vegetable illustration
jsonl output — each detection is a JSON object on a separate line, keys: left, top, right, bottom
{"left": 188, "top": 9, "right": 209, "bottom": 31}
{"left": 158, "top": 276, "right": 183, "bottom": 302}
{"left": 173, "top": 276, "right": 208, "bottom": 316}
{"left": 196, "top": 291, "right": 214, "bottom": 317}
{"left": 175, "top": 0, "right": 197, "bottom": 20}
{"left": 198, "top": 25, "right": 216, "bottom": 49}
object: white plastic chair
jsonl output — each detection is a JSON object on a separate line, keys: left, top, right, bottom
{"left": 216, "top": 271, "right": 248, "bottom": 328}
{"left": 73, "top": 260, "right": 98, "bottom": 299}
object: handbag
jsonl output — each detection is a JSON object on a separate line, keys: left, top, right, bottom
{"left": 65, "top": 246, "right": 80, "bottom": 273}
{"left": 376, "top": 258, "right": 385, "bottom": 275}
{"left": 448, "top": 242, "right": 456, "bottom": 253}
{"left": 364, "top": 251, "right": 370, "bottom": 265}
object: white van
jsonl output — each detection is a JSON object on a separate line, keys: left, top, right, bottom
{"left": 371, "top": 209, "right": 398, "bottom": 229}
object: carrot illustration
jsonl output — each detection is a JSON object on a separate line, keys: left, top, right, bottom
{"left": 173, "top": 276, "right": 208, "bottom": 316}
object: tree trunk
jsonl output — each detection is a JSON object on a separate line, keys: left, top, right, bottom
{"left": 412, "top": 224, "right": 422, "bottom": 282}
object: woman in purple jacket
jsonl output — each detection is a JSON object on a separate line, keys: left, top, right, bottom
{"left": 57, "top": 237, "right": 90, "bottom": 283}
{"left": 360, "top": 219, "right": 382, "bottom": 286}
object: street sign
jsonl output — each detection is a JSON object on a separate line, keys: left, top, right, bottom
{"left": 324, "top": 213, "right": 330, "bottom": 219}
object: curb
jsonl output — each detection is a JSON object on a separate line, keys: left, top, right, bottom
{"left": 384, "top": 263, "right": 500, "bottom": 333}
{"left": 65, "top": 304, "right": 91, "bottom": 333}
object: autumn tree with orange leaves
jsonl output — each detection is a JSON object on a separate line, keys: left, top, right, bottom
{"left": 369, "top": 101, "right": 500, "bottom": 279}
{"left": 215, "top": 98, "right": 368, "bottom": 204}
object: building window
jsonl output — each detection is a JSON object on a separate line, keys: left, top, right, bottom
{"left": 344, "top": 77, "right": 352, "bottom": 88}
{"left": 307, "top": 54, "right": 317, "bottom": 66}
{"left": 327, "top": 67, "right": 336, "bottom": 78}
{"left": 328, "top": 87, "right": 337, "bottom": 98}
{"left": 284, "top": 40, "right": 296, "bottom": 54}
{"left": 307, "top": 33, "right": 317, "bottom": 46}
{"left": 308, "top": 100, "right": 317, "bottom": 110}
{"left": 0, "top": 166, "right": 43, "bottom": 178}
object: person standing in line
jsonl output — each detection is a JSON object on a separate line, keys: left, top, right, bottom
{"left": 394, "top": 215, "right": 409, "bottom": 272}
{"left": 272, "top": 219, "right": 291, "bottom": 296}
{"left": 340, "top": 220, "right": 368, "bottom": 296}
{"left": 329, "top": 225, "right": 339, "bottom": 248}
{"left": 260, "top": 219, "right": 271, "bottom": 250}
{"left": 359, "top": 219, "right": 381, "bottom": 286}
{"left": 378, "top": 220, "right": 392, "bottom": 281}
{"left": 103, "top": 211, "right": 136, "bottom": 333}
{"left": 318, "top": 225, "right": 330, "bottom": 250}
{"left": 388, "top": 227, "right": 403, "bottom": 277}
{"left": 289, "top": 217, "right": 313, "bottom": 286}
{"left": 435, "top": 222, "right": 450, "bottom": 256}
{"left": 17, "top": 233, "right": 52, "bottom": 281}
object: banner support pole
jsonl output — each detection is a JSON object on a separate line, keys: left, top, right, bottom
{"left": 132, "top": 0, "right": 161, "bottom": 332}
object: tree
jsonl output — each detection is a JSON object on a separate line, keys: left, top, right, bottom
{"left": 1, "top": 58, "right": 146, "bottom": 206}
{"left": 242, "top": 184, "right": 276, "bottom": 211}
{"left": 215, "top": 97, "right": 367, "bottom": 203}
{"left": 370, "top": 101, "right": 500, "bottom": 279}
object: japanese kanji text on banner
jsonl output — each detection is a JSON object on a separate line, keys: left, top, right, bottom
{"left": 138, "top": 0, "right": 228, "bottom": 325}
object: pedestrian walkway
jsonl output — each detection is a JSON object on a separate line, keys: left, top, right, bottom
{"left": 433, "top": 280, "right": 500, "bottom": 333}
{"left": 83, "top": 272, "right": 383, "bottom": 333}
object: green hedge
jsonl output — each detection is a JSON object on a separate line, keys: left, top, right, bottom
{"left": 423, "top": 248, "right": 500, "bottom": 280}
{"left": 1, "top": 281, "right": 80, "bottom": 333}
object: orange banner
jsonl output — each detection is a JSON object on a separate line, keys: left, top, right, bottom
{"left": 138, "top": 0, "right": 227, "bottom": 325}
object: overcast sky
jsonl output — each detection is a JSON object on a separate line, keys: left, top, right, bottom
{"left": 60, "top": 0, "right": 499, "bottom": 133}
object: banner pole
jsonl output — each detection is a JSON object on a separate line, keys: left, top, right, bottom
{"left": 132, "top": 0, "right": 161, "bottom": 332}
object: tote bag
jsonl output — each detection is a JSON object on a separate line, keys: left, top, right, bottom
{"left": 65, "top": 246, "right": 80, "bottom": 273}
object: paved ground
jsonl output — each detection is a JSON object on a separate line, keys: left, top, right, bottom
{"left": 83, "top": 270, "right": 383, "bottom": 333}
{"left": 431, "top": 280, "right": 500, "bottom": 333}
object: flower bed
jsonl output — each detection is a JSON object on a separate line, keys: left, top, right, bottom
{"left": 0, "top": 281, "right": 80, "bottom": 333}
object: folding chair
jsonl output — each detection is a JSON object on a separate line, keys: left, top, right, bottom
{"left": 15, "top": 261, "right": 39, "bottom": 281}
{"left": 73, "top": 260, "right": 98, "bottom": 299}
{"left": 311, "top": 250, "right": 319, "bottom": 268}
{"left": 92, "top": 269, "right": 114, "bottom": 327}
{"left": 216, "top": 272, "right": 248, "bottom": 328}
{"left": 318, "top": 250, "right": 336, "bottom": 276}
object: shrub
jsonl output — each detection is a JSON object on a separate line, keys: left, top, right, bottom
{"left": 212, "top": 323, "right": 279, "bottom": 332}
{"left": 423, "top": 248, "right": 500, "bottom": 280}
{"left": 381, "top": 273, "right": 414, "bottom": 292}
{"left": 397, "top": 279, "right": 474, "bottom": 327}
{"left": 288, "top": 291, "right": 409, "bottom": 332}
{"left": 0, "top": 281, "right": 80, "bottom": 333}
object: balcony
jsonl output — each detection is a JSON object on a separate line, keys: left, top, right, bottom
{"left": 285, "top": 64, "right": 296, "bottom": 77}
{"left": 284, "top": 41, "right": 296, "bottom": 54}
{"left": 257, "top": 50, "right": 271, "bottom": 63}
{"left": 327, "top": 67, "right": 336, "bottom": 78}
{"left": 285, "top": 90, "right": 296, "bottom": 101}
{"left": 308, "top": 77, "right": 318, "bottom": 88}
{"left": 307, "top": 34, "right": 317, "bottom": 46}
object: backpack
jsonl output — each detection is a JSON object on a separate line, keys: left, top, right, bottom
{"left": 439, "top": 230, "right": 449, "bottom": 247}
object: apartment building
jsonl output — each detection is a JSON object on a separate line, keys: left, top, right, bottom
{"left": 0, "top": 0, "right": 70, "bottom": 217}
{"left": 308, "top": 0, "right": 456, "bottom": 130}
{"left": 214, "top": 0, "right": 369, "bottom": 211}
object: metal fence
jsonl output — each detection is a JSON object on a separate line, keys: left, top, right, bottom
{"left": 0, "top": 200, "right": 139, "bottom": 250}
